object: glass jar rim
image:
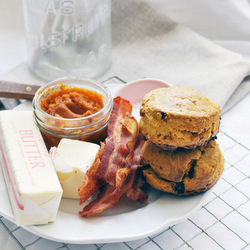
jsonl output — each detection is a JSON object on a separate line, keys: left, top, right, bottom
{"left": 33, "top": 76, "right": 113, "bottom": 123}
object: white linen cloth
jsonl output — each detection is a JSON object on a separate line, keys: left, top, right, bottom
{"left": 1, "top": 0, "right": 250, "bottom": 113}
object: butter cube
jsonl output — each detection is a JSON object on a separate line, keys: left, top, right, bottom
{"left": 50, "top": 139, "right": 100, "bottom": 199}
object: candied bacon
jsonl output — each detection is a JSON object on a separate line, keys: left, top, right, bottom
{"left": 78, "top": 97, "right": 148, "bottom": 216}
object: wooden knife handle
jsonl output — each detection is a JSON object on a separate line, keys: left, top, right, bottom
{"left": 0, "top": 81, "right": 41, "bottom": 100}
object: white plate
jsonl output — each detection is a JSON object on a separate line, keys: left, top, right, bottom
{"left": 0, "top": 78, "right": 211, "bottom": 244}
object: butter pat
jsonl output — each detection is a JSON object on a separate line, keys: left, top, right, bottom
{"left": 50, "top": 139, "right": 100, "bottom": 199}
{"left": 0, "top": 111, "right": 63, "bottom": 226}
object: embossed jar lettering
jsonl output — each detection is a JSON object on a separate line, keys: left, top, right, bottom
{"left": 22, "top": 0, "right": 111, "bottom": 81}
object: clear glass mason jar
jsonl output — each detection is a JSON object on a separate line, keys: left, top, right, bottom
{"left": 22, "top": 0, "right": 111, "bottom": 81}
{"left": 33, "top": 77, "right": 112, "bottom": 149}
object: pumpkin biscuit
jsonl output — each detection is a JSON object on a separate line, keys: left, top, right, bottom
{"left": 139, "top": 87, "right": 220, "bottom": 150}
{"left": 143, "top": 140, "right": 224, "bottom": 195}
{"left": 141, "top": 140, "right": 202, "bottom": 183}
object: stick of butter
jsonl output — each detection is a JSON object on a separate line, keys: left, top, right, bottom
{"left": 0, "top": 111, "right": 63, "bottom": 226}
{"left": 50, "top": 139, "right": 100, "bottom": 199}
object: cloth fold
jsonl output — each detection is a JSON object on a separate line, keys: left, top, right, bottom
{"left": 105, "top": 0, "right": 250, "bottom": 112}
{"left": 1, "top": 0, "right": 250, "bottom": 113}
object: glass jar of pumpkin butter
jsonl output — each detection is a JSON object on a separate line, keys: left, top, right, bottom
{"left": 33, "top": 76, "right": 112, "bottom": 150}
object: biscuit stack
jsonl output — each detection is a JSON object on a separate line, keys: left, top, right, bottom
{"left": 139, "top": 87, "right": 225, "bottom": 195}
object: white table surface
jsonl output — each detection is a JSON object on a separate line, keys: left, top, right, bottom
{"left": 0, "top": 1, "right": 249, "bottom": 249}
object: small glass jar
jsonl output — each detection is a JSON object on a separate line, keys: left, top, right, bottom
{"left": 33, "top": 76, "right": 112, "bottom": 150}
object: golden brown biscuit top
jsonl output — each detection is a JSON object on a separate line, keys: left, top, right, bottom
{"left": 141, "top": 87, "right": 220, "bottom": 118}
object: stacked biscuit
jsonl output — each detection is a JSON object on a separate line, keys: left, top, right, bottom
{"left": 139, "top": 87, "right": 225, "bottom": 195}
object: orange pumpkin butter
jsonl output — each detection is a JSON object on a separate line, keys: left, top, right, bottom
{"left": 40, "top": 84, "right": 104, "bottom": 119}
{"left": 33, "top": 80, "right": 112, "bottom": 150}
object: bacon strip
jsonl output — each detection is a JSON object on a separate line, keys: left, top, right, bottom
{"left": 78, "top": 97, "right": 148, "bottom": 216}
{"left": 107, "top": 96, "right": 132, "bottom": 137}
{"left": 79, "top": 136, "right": 145, "bottom": 217}
{"left": 126, "top": 167, "right": 148, "bottom": 203}
{"left": 78, "top": 97, "right": 132, "bottom": 205}
{"left": 98, "top": 114, "right": 139, "bottom": 186}
{"left": 98, "top": 97, "right": 138, "bottom": 186}
{"left": 113, "top": 136, "right": 145, "bottom": 196}
{"left": 79, "top": 184, "right": 116, "bottom": 217}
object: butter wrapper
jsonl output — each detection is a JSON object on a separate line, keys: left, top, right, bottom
{"left": 0, "top": 111, "right": 63, "bottom": 226}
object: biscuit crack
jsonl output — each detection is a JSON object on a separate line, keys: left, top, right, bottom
{"left": 187, "top": 160, "right": 197, "bottom": 179}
